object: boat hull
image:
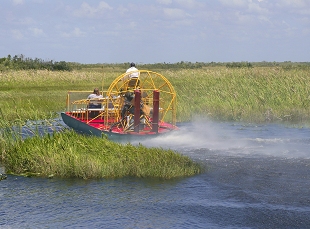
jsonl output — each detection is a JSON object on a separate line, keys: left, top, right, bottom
{"left": 61, "top": 112, "right": 176, "bottom": 141}
{"left": 61, "top": 112, "right": 102, "bottom": 137}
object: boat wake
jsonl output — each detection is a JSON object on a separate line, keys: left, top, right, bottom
{"left": 134, "top": 119, "right": 310, "bottom": 159}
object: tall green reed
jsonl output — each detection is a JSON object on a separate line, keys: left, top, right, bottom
{"left": 165, "top": 67, "right": 310, "bottom": 124}
{"left": 2, "top": 129, "right": 202, "bottom": 179}
{"left": 1, "top": 68, "right": 310, "bottom": 124}
{"left": 0, "top": 105, "right": 202, "bottom": 179}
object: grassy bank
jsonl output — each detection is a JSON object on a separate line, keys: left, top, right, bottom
{"left": 1, "top": 66, "right": 309, "bottom": 178}
{"left": 0, "top": 69, "right": 204, "bottom": 179}
{"left": 0, "top": 70, "right": 119, "bottom": 121}
{"left": 1, "top": 127, "right": 202, "bottom": 179}
{"left": 1, "top": 67, "right": 310, "bottom": 124}
{"left": 169, "top": 67, "right": 310, "bottom": 124}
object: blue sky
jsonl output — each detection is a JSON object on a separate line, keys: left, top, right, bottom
{"left": 1, "top": 0, "right": 309, "bottom": 63}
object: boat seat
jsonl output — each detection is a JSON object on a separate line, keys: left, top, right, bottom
{"left": 127, "top": 78, "right": 140, "bottom": 89}
{"left": 87, "top": 108, "right": 105, "bottom": 111}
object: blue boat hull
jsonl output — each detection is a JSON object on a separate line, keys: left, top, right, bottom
{"left": 61, "top": 112, "right": 171, "bottom": 142}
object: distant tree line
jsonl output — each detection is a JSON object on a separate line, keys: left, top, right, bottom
{"left": 80, "top": 61, "right": 310, "bottom": 70}
{"left": 0, "top": 54, "right": 73, "bottom": 71}
{"left": 1, "top": 54, "right": 309, "bottom": 72}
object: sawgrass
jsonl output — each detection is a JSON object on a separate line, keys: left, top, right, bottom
{"left": 0, "top": 70, "right": 119, "bottom": 121}
{"left": 0, "top": 70, "right": 203, "bottom": 179}
{"left": 166, "top": 67, "right": 310, "bottom": 124}
{"left": 1, "top": 67, "right": 310, "bottom": 124}
{"left": 1, "top": 128, "right": 202, "bottom": 179}
{"left": 1, "top": 66, "right": 309, "bottom": 179}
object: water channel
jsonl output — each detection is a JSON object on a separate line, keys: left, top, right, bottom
{"left": 1, "top": 120, "right": 310, "bottom": 228}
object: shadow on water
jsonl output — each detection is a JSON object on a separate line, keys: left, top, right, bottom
{"left": 0, "top": 117, "right": 67, "bottom": 174}
{"left": 16, "top": 118, "right": 68, "bottom": 139}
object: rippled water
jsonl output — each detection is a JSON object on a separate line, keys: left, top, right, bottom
{"left": 1, "top": 120, "right": 310, "bottom": 228}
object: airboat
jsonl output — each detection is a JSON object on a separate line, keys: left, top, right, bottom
{"left": 61, "top": 70, "right": 178, "bottom": 140}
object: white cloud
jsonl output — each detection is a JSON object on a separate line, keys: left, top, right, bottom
{"left": 20, "top": 17, "right": 36, "bottom": 25}
{"left": 29, "top": 27, "right": 45, "bottom": 37}
{"left": 235, "top": 11, "right": 253, "bottom": 24}
{"left": 157, "top": 0, "right": 204, "bottom": 9}
{"left": 74, "top": 1, "right": 112, "bottom": 18}
{"left": 61, "top": 27, "right": 85, "bottom": 38}
{"left": 258, "top": 15, "right": 271, "bottom": 23}
{"left": 117, "top": 5, "right": 128, "bottom": 16}
{"left": 275, "top": 0, "right": 310, "bottom": 16}
{"left": 175, "top": 0, "right": 203, "bottom": 8}
{"left": 12, "top": 0, "right": 24, "bottom": 5}
{"left": 157, "top": 0, "right": 173, "bottom": 5}
{"left": 219, "top": 0, "right": 269, "bottom": 14}
{"left": 248, "top": 2, "right": 269, "bottom": 14}
{"left": 11, "top": 29, "right": 23, "bottom": 39}
{"left": 219, "top": 0, "right": 248, "bottom": 7}
{"left": 163, "top": 8, "right": 186, "bottom": 19}
{"left": 72, "top": 28, "right": 85, "bottom": 37}
{"left": 299, "top": 8, "right": 310, "bottom": 15}
{"left": 302, "top": 27, "right": 310, "bottom": 35}
{"left": 279, "top": 0, "right": 309, "bottom": 8}
{"left": 129, "top": 21, "right": 137, "bottom": 29}
{"left": 1, "top": 1, "right": 309, "bottom": 63}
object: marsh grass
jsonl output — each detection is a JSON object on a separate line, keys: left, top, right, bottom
{"left": 1, "top": 129, "right": 202, "bottom": 179}
{"left": 1, "top": 67, "right": 310, "bottom": 124}
{"left": 0, "top": 70, "right": 119, "bottom": 121}
{"left": 1, "top": 66, "right": 309, "bottom": 179}
{"left": 0, "top": 70, "right": 203, "bottom": 179}
{"left": 164, "top": 67, "right": 310, "bottom": 124}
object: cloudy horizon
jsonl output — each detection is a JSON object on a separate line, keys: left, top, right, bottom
{"left": 1, "top": 0, "right": 309, "bottom": 64}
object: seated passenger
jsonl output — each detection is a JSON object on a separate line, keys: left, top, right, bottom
{"left": 126, "top": 62, "right": 139, "bottom": 79}
{"left": 121, "top": 91, "right": 150, "bottom": 118}
{"left": 121, "top": 92, "right": 135, "bottom": 118}
{"left": 125, "top": 63, "right": 140, "bottom": 88}
{"left": 87, "top": 88, "right": 103, "bottom": 108}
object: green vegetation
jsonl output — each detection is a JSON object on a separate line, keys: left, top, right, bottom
{"left": 0, "top": 54, "right": 73, "bottom": 71}
{"left": 0, "top": 70, "right": 118, "bottom": 121}
{"left": 170, "top": 67, "right": 310, "bottom": 124}
{"left": 1, "top": 54, "right": 310, "bottom": 72}
{"left": 1, "top": 65, "right": 310, "bottom": 124}
{"left": 1, "top": 129, "right": 201, "bottom": 179}
{"left": 0, "top": 66, "right": 204, "bottom": 179}
{"left": 1, "top": 58, "right": 310, "bottom": 179}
